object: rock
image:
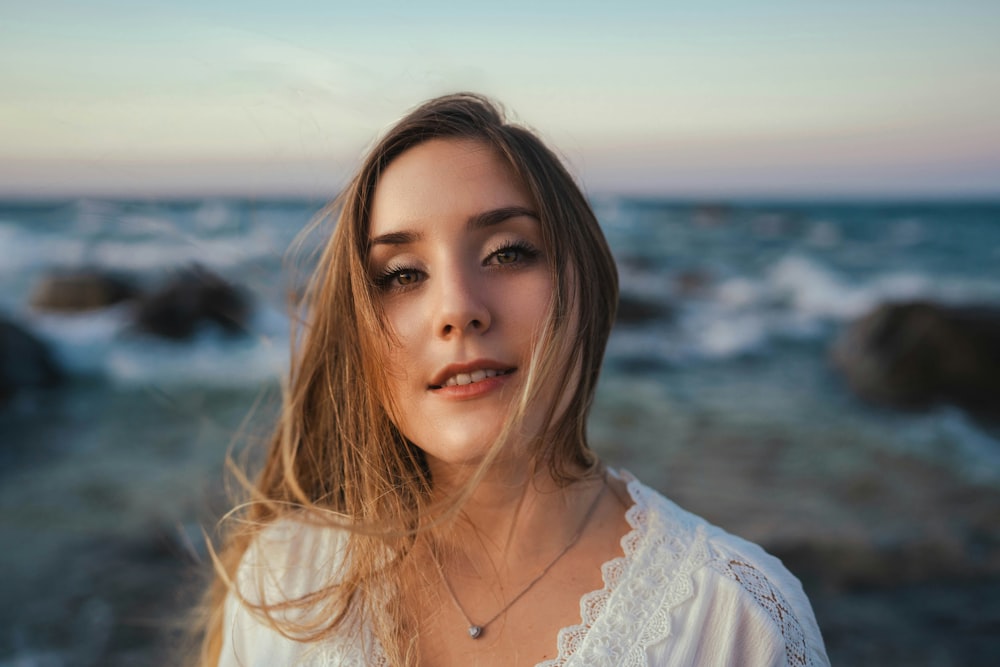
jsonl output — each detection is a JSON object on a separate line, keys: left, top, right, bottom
{"left": 0, "top": 316, "right": 63, "bottom": 402}
{"left": 831, "top": 301, "right": 1000, "bottom": 417}
{"left": 30, "top": 270, "right": 139, "bottom": 312}
{"left": 133, "top": 265, "right": 251, "bottom": 340}
{"left": 616, "top": 294, "right": 673, "bottom": 325}
{"left": 673, "top": 269, "right": 713, "bottom": 297}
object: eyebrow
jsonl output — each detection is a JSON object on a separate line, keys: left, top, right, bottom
{"left": 369, "top": 206, "right": 539, "bottom": 247}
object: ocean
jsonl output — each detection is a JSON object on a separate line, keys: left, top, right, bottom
{"left": 1, "top": 197, "right": 999, "bottom": 665}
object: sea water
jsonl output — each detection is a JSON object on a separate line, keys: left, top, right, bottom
{"left": 1, "top": 198, "right": 999, "bottom": 664}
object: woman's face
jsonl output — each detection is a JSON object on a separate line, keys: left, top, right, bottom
{"left": 367, "top": 138, "right": 553, "bottom": 474}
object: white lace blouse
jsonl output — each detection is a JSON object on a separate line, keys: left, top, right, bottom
{"left": 220, "top": 473, "right": 829, "bottom": 666}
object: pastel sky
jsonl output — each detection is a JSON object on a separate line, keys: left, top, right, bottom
{"left": 2, "top": 0, "right": 999, "bottom": 198}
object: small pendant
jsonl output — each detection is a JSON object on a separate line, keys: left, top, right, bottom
{"left": 468, "top": 625, "right": 483, "bottom": 639}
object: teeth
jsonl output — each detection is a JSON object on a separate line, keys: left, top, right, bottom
{"left": 441, "top": 368, "right": 506, "bottom": 387}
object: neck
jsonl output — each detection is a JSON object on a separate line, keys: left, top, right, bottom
{"left": 428, "top": 457, "right": 601, "bottom": 568}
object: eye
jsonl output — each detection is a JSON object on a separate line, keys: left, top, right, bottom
{"left": 486, "top": 241, "right": 540, "bottom": 267}
{"left": 394, "top": 270, "right": 420, "bottom": 285}
{"left": 374, "top": 265, "right": 425, "bottom": 291}
{"left": 495, "top": 248, "right": 519, "bottom": 264}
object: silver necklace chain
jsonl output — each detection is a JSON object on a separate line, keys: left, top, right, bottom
{"left": 431, "top": 478, "right": 607, "bottom": 640}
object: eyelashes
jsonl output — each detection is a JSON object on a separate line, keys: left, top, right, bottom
{"left": 485, "top": 239, "right": 541, "bottom": 266}
{"left": 373, "top": 262, "right": 421, "bottom": 290}
{"left": 372, "top": 240, "right": 542, "bottom": 292}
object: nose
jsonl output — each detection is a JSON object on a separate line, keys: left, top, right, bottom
{"left": 434, "top": 267, "right": 492, "bottom": 338}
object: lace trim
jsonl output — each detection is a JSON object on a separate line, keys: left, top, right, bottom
{"left": 538, "top": 472, "right": 710, "bottom": 667}
{"left": 316, "top": 645, "right": 388, "bottom": 667}
{"left": 708, "top": 557, "right": 814, "bottom": 667}
{"left": 315, "top": 617, "right": 389, "bottom": 667}
{"left": 342, "top": 474, "right": 669, "bottom": 667}
{"left": 342, "top": 472, "right": 815, "bottom": 667}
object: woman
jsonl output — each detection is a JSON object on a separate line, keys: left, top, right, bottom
{"left": 201, "top": 93, "right": 828, "bottom": 666}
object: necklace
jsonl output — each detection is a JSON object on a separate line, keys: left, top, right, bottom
{"left": 431, "top": 477, "right": 607, "bottom": 640}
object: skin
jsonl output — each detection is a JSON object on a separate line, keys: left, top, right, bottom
{"left": 369, "top": 138, "right": 631, "bottom": 666}
{"left": 369, "top": 137, "right": 553, "bottom": 481}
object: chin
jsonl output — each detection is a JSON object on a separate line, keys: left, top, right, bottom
{"left": 427, "top": 434, "right": 498, "bottom": 466}
{"left": 420, "top": 425, "right": 522, "bottom": 471}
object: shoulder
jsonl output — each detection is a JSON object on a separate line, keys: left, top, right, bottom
{"left": 235, "top": 514, "right": 350, "bottom": 605}
{"left": 619, "top": 472, "right": 829, "bottom": 667}
{"left": 218, "top": 516, "right": 357, "bottom": 667}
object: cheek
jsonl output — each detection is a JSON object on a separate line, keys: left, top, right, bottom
{"left": 381, "top": 294, "right": 427, "bottom": 346}
{"left": 507, "top": 273, "right": 554, "bottom": 329}
{"left": 379, "top": 297, "right": 420, "bottom": 363}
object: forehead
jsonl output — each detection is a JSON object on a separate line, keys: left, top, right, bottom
{"left": 369, "top": 138, "right": 533, "bottom": 235}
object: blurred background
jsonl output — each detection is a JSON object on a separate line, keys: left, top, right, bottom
{"left": 2, "top": 1, "right": 999, "bottom": 665}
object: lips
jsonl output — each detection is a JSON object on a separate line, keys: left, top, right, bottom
{"left": 429, "top": 362, "right": 516, "bottom": 389}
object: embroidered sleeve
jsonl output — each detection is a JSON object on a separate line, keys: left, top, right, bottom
{"left": 538, "top": 475, "right": 828, "bottom": 667}
{"left": 709, "top": 558, "right": 816, "bottom": 666}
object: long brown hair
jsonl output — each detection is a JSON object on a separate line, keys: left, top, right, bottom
{"left": 197, "top": 92, "right": 619, "bottom": 666}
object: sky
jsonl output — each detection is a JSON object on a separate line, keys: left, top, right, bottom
{"left": 2, "top": 0, "right": 999, "bottom": 199}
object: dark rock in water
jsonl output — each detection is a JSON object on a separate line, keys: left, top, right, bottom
{"left": 0, "top": 316, "right": 63, "bottom": 402}
{"left": 673, "top": 269, "right": 713, "bottom": 297}
{"left": 30, "top": 270, "right": 139, "bottom": 312}
{"left": 134, "top": 265, "right": 251, "bottom": 340}
{"left": 616, "top": 294, "right": 674, "bottom": 325}
{"left": 831, "top": 301, "right": 1000, "bottom": 417}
